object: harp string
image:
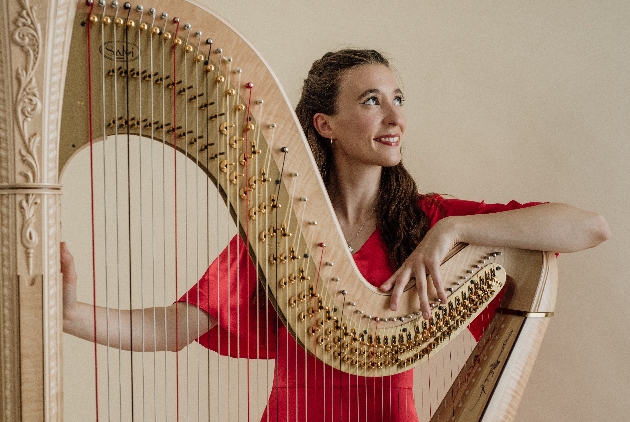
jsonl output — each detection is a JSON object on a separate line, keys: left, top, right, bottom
{"left": 204, "top": 40, "right": 214, "bottom": 422}
{"left": 286, "top": 173, "right": 304, "bottom": 415}
{"left": 182, "top": 21, "right": 192, "bottom": 422}
{"left": 147, "top": 9, "right": 159, "bottom": 420}
{"left": 213, "top": 46, "right": 222, "bottom": 422}
{"left": 243, "top": 82, "right": 255, "bottom": 422}
{"left": 193, "top": 27, "right": 202, "bottom": 422}
{"left": 159, "top": 14, "right": 169, "bottom": 419}
{"left": 170, "top": 16, "right": 180, "bottom": 422}
{"left": 135, "top": 6, "right": 146, "bottom": 419}
{"left": 262, "top": 119, "right": 274, "bottom": 422}
{"left": 111, "top": 4, "right": 123, "bottom": 420}
{"left": 224, "top": 49, "right": 234, "bottom": 422}
{"left": 340, "top": 288, "right": 348, "bottom": 419}
{"left": 96, "top": 6, "right": 111, "bottom": 420}
{"left": 233, "top": 57, "right": 243, "bottom": 422}
{"left": 274, "top": 148, "right": 285, "bottom": 421}
{"left": 85, "top": 2, "right": 100, "bottom": 421}
{"left": 123, "top": 5, "right": 135, "bottom": 418}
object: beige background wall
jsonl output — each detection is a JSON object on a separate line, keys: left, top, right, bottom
{"left": 62, "top": 1, "right": 629, "bottom": 421}
{"left": 204, "top": 1, "right": 628, "bottom": 420}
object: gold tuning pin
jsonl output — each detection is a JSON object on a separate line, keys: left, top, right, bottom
{"left": 280, "top": 223, "right": 292, "bottom": 237}
{"left": 260, "top": 169, "right": 271, "bottom": 184}
{"left": 299, "top": 267, "right": 310, "bottom": 282}
{"left": 250, "top": 140, "right": 262, "bottom": 155}
{"left": 258, "top": 226, "right": 277, "bottom": 243}
{"left": 220, "top": 121, "right": 235, "bottom": 135}
{"left": 230, "top": 135, "right": 243, "bottom": 149}
{"left": 249, "top": 206, "right": 259, "bottom": 220}
{"left": 229, "top": 171, "right": 244, "bottom": 184}
{"left": 248, "top": 175, "right": 258, "bottom": 190}
{"left": 270, "top": 194, "right": 280, "bottom": 209}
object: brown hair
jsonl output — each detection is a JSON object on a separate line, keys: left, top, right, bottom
{"left": 294, "top": 49, "right": 430, "bottom": 268}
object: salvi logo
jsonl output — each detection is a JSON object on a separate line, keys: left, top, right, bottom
{"left": 99, "top": 40, "right": 140, "bottom": 62}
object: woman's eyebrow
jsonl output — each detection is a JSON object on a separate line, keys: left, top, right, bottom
{"left": 356, "top": 88, "right": 380, "bottom": 100}
{"left": 356, "top": 88, "right": 403, "bottom": 101}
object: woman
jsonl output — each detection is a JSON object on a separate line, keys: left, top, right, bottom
{"left": 62, "top": 49, "right": 610, "bottom": 421}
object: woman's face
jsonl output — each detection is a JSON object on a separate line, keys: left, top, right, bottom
{"left": 323, "top": 64, "right": 406, "bottom": 170}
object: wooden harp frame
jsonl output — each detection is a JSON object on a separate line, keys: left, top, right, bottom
{"left": 0, "top": 0, "right": 557, "bottom": 420}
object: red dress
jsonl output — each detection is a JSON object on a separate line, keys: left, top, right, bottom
{"left": 179, "top": 195, "right": 539, "bottom": 421}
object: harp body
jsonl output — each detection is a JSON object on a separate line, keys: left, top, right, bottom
{"left": 0, "top": 0, "right": 557, "bottom": 420}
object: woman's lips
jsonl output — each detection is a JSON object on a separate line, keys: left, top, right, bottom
{"left": 374, "top": 135, "right": 400, "bottom": 146}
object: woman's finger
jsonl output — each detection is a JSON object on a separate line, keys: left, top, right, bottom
{"left": 414, "top": 266, "right": 430, "bottom": 319}
{"left": 60, "top": 241, "right": 77, "bottom": 282}
{"left": 379, "top": 266, "right": 403, "bottom": 292}
{"left": 389, "top": 267, "right": 412, "bottom": 311}
{"left": 426, "top": 259, "right": 447, "bottom": 304}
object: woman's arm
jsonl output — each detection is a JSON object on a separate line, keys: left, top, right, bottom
{"left": 381, "top": 203, "right": 610, "bottom": 318}
{"left": 444, "top": 203, "right": 610, "bottom": 253}
{"left": 61, "top": 242, "right": 217, "bottom": 352}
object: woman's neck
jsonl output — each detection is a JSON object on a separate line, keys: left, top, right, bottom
{"left": 327, "top": 165, "right": 381, "bottom": 225}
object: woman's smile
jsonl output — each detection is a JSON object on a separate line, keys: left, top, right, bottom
{"left": 374, "top": 133, "right": 401, "bottom": 146}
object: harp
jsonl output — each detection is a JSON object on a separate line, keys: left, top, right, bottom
{"left": 0, "top": 0, "right": 557, "bottom": 420}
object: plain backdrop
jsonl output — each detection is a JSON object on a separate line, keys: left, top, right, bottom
{"left": 62, "top": 1, "right": 630, "bottom": 421}
{"left": 196, "top": 2, "right": 630, "bottom": 420}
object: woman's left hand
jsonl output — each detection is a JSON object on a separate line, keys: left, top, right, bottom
{"left": 379, "top": 218, "right": 454, "bottom": 319}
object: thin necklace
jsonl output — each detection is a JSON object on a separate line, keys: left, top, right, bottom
{"left": 346, "top": 208, "right": 376, "bottom": 253}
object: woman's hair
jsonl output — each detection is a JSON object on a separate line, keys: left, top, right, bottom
{"left": 294, "top": 49, "right": 430, "bottom": 268}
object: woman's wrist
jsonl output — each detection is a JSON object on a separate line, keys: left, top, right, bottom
{"left": 433, "top": 215, "right": 464, "bottom": 248}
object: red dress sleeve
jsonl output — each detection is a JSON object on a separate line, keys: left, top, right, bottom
{"left": 419, "top": 194, "right": 542, "bottom": 227}
{"left": 177, "top": 235, "right": 277, "bottom": 358}
{"left": 418, "top": 194, "right": 542, "bottom": 340}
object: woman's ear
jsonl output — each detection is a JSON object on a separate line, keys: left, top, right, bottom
{"left": 313, "top": 113, "right": 335, "bottom": 139}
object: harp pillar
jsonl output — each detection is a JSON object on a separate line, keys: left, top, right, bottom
{"left": 0, "top": 0, "right": 75, "bottom": 420}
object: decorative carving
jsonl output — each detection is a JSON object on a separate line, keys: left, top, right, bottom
{"left": 12, "top": 0, "right": 42, "bottom": 276}
{"left": 19, "top": 194, "right": 40, "bottom": 277}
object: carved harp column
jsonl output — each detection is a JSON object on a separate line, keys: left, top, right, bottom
{"left": 0, "top": 0, "right": 74, "bottom": 420}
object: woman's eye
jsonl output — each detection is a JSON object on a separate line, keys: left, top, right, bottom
{"left": 363, "top": 96, "right": 379, "bottom": 105}
{"left": 394, "top": 96, "right": 405, "bottom": 106}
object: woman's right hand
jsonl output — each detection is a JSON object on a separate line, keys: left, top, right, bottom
{"left": 60, "top": 241, "right": 78, "bottom": 323}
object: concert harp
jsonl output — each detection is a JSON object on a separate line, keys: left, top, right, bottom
{"left": 0, "top": 0, "right": 557, "bottom": 420}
